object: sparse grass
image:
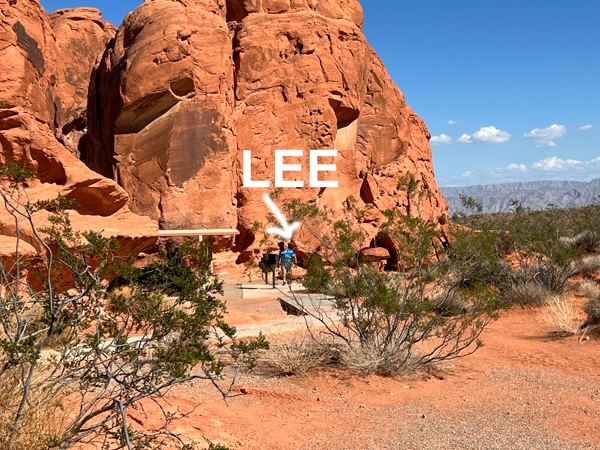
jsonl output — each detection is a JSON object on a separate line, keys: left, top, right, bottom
{"left": 539, "top": 299, "right": 584, "bottom": 335}
{"left": 0, "top": 368, "right": 67, "bottom": 450}
{"left": 260, "top": 331, "right": 432, "bottom": 377}
{"left": 578, "top": 279, "right": 600, "bottom": 299}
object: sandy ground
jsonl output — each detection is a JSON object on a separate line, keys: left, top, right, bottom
{"left": 119, "top": 292, "right": 600, "bottom": 450}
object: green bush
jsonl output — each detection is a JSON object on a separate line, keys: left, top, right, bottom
{"left": 277, "top": 175, "right": 502, "bottom": 375}
{"left": 0, "top": 162, "right": 266, "bottom": 449}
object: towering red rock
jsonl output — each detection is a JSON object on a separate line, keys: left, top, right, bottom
{"left": 2, "top": 0, "right": 447, "bottom": 267}
{"left": 0, "top": 0, "right": 157, "bottom": 256}
{"left": 50, "top": 7, "right": 117, "bottom": 156}
{"left": 86, "top": 0, "right": 238, "bottom": 233}
{"left": 85, "top": 0, "right": 448, "bottom": 263}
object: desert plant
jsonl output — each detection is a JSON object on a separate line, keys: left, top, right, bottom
{"left": 502, "top": 258, "right": 577, "bottom": 305}
{"left": 503, "top": 279, "right": 560, "bottom": 306}
{"left": 572, "top": 254, "right": 600, "bottom": 276}
{"left": 583, "top": 296, "right": 600, "bottom": 328}
{"left": 0, "top": 162, "right": 266, "bottom": 449}
{"left": 0, "top": 368, "right": 68, "bottom": 450}
{"left": 539, "top": 299, "right": 583, "bottom": 334}
{"left": 578, "top": 279, "right": 600, "bottom": 299}
{"left": 272, "top": 174, "right": 502, "bottom": 375}
{"left": 450, "top": 194, "right": 483, "bottom": 221}
{"left": 259, "top": 332, "right": 334, "bottom": 375}
{"left": 561, "top": 230, "right": 600, "bottom": 253}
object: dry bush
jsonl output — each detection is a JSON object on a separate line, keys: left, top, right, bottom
{"left": 503, "top": 281, "right": 561, "bottom": 306}
{"left": 573, "top": 255, "right": 600, "bottom": 276}
{"left": 430, "top": 290, "right": 469, "bottom": 315}
{"left": 578, "top": 279, "right": 600, "bottom": 298}
{"left": 583, "top": 297, "right": 600, "bottom": 328}
{"left": 539, "top": 299, "right": 584, "bottom": 335}
{"left": 260, "top": 332, "right": 334, "bottom": 375}
{"left": 503, "top": 259, "right": 576, "bottom": 306}
{"left": 338, "top": 341, "right": 419, "bottom": 376}
{"left": 561, "top": 231, "right": 600, "bottom": 253}
{"left": 0, "top": 369, "right": 67, "bottom": 450}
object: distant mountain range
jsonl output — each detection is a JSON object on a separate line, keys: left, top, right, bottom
{"left": 441, "top": 179, "right": 600, "bottom": 214}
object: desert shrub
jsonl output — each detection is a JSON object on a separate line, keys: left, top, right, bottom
{"left": 583, "top": 297, "right": 600, "bottom": 328}
{"left": 454, "top": 201, "right": 600, "bottom": 301}
{"left": 539, "top": 299, "right": 583, "bottom": 334}
{"left": 337, "top": 338, "right": 419, "bottom": 375}
{"left": 561, "top": 231, "right": 600, "bottom": 253}
{"left": 430, "top": 289, "right": 469, "bottom": 315}
{"left": 260, "top": 332, "right": 334, "bottom": 375}
{"left": 503, "top": 280, "right": 558, "bottom": 306}
{"left": 0, "top": 162, "right": 266, "bottom": 449}
{"left": 578, "top": 279, "right": 600, "bottom": 298}
{"left": 272, "top": 175, "right": 502, "bottom": 375}
{"left": 515, "top": 260, "right": 574, "bottom": 293}
{"left": 450, "top": 194, "right": 483, "bottom": 221}
{"left": 572, "top": 254, "right": 600, "bottom": 276}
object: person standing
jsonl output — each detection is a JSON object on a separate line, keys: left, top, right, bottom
{"left": 278, "top": 242, "right": 296, "bottom": 285}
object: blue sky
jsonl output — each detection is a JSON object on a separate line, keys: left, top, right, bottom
{"left": 40, "top": 0, "right": 600, "bottom": 187}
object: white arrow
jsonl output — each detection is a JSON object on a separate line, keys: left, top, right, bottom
{"left": 263, "top": 193, "right": 301, "bottom": 240}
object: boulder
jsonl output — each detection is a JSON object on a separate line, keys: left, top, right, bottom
{"left": 359, "top": 247, "right": 390, "bottom": 262}
{"left": 86, "top": 1, "right": 238, "bottom": 233}
{"left": 0, "top": 235, "right": 37, "bottom": 267}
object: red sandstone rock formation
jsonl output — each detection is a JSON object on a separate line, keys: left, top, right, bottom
{"left": 85, "top": 0, "right": 448, "bottom": 264}
{"left": 50, "top": 7, "right": 117, "bottom": 156}
{"left": 0, "top": 0, "right": 157, "bottom": 258}
{"left": 1, "top": 0, "right": 447, "bottom": 267}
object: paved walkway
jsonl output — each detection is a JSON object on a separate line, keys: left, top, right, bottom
{"left": 216, "top": 280, "right": 341, "bottom": 339}
{"left": 217, "top": 281, "right": 305, "bottom": 300}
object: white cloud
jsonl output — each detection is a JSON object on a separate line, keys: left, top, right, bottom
{"left": 506, "top": 163, "right": 527, "bottom": 172}
{"left": 438, "top": 156, "right": 600, "bottom": 187}
{"left": 530, "top": 156, "right": 583, "bottom": 171}
{"left": 578, "top": 125, "right": 593, "bottom": 131}
{"left": 447, "top": 120, "right": 461, "bottom": 125}
{"left": 456, "top": 126, "right": 511, "bottom": 144}
{"left": 430, "top": 134, "right": 452, "bottom": 146}
{"left": 524, "top": 124, "right": 566, "bottom": 147}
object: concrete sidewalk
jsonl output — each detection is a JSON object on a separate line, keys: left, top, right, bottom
{"left": 218, "top": 280, "right": 306, "bottom": 300}
{"left": 240, "top": 282, "right": 305, "bottom": 299}
{"left": 216, "top": 280, "right": 340, "bottom": 338}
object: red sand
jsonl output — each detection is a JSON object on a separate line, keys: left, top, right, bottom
{"left": 105, "top": 295, "right": 600, "bottom": 450}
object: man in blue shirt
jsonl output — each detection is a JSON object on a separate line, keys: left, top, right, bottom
{"left": 278, "top": 242, "right": 296, "bottom": 285}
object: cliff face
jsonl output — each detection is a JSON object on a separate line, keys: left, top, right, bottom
{"left": 1, "top": 0, "right": 448, "bottom": 265}
{"left": 0, "top": 0, "right": 157, "bottom": 258}
{"left": 84, "top": 0, "right": 448, "bottom": 258}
